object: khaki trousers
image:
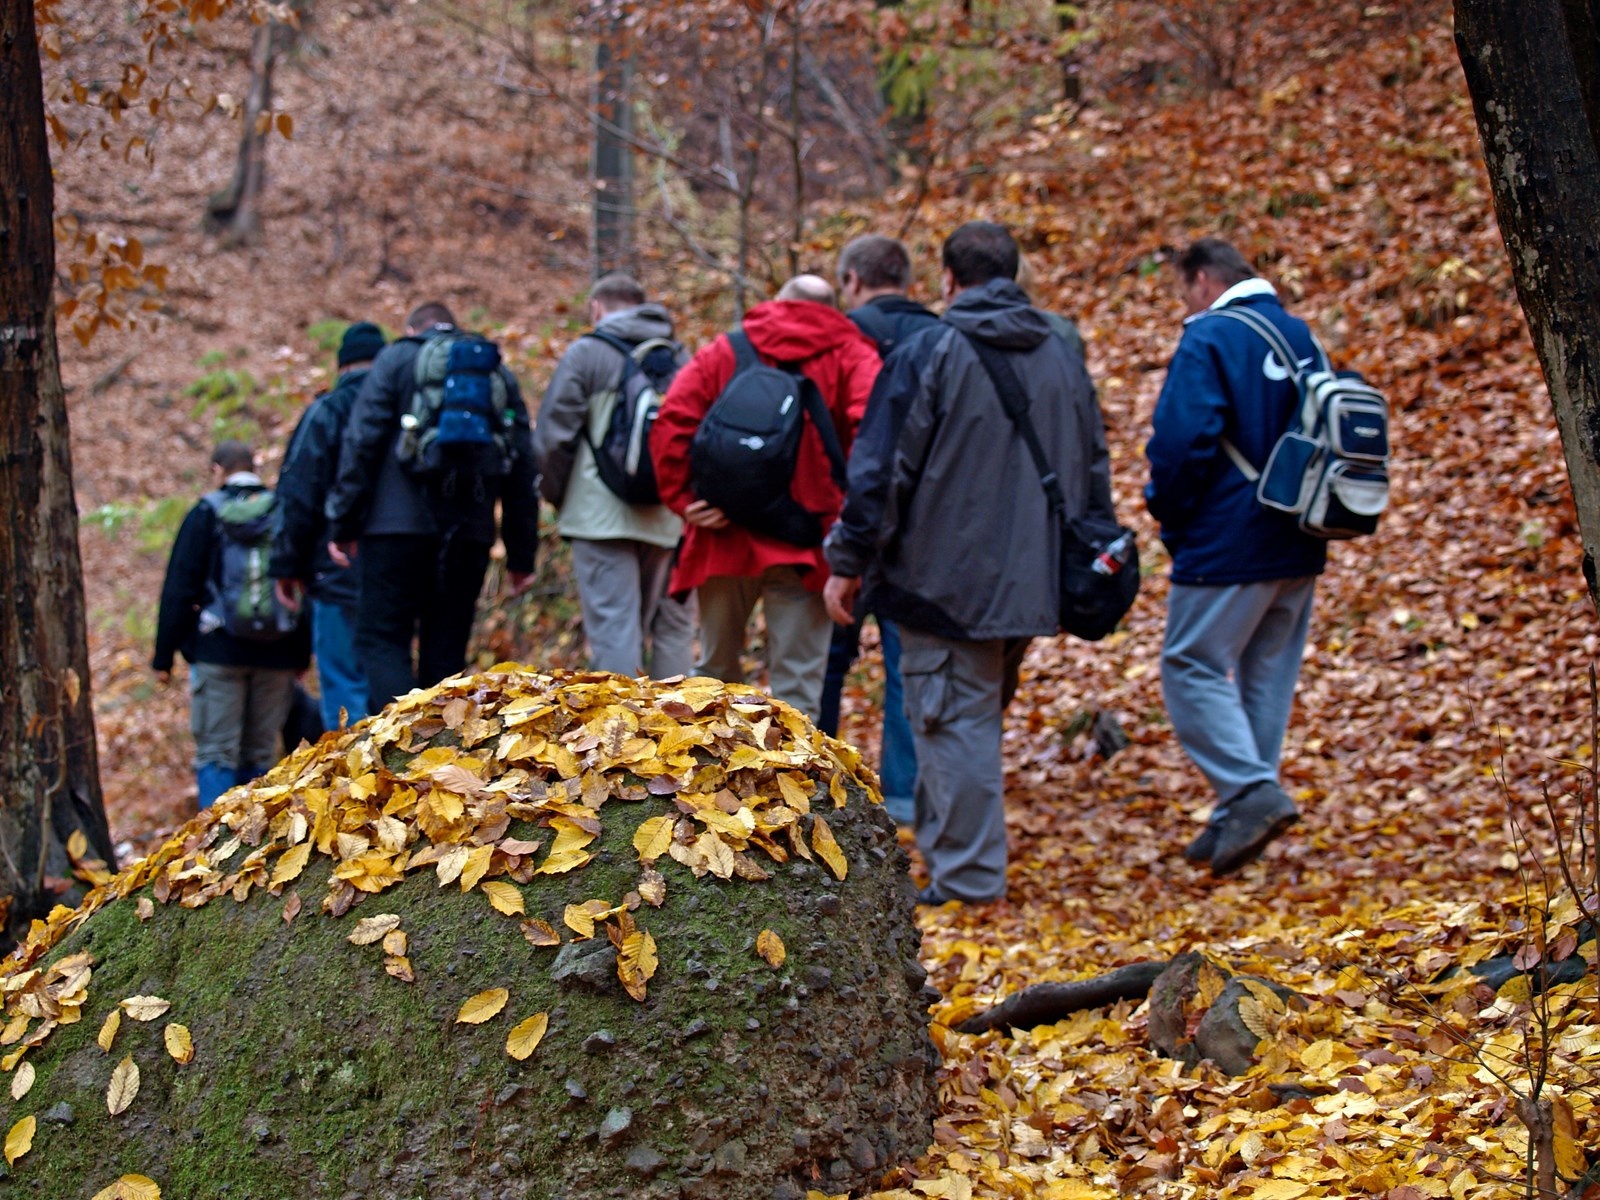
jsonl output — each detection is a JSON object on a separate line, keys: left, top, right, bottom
{"left": 696, "top": 567, "right": 831, "bottom": 721}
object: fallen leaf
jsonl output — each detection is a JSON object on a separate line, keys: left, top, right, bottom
{"left": 520, "top": 918, "right": 561, "bottom": 947}
{"left": 269, "top": 841, "right": 311, "bottom": 887}
{"left": 163, "top": 1024, "right": 194, "bottom": 1065}
{"left": 280, "top": 893, "right": 302, "bottom": 924}
{"left": 10, "top": 1061, "right": 34, "bottom": 1100}
{"left": 107, "top": 1054, "right": 140, "bottom": 1115}
{"left": 4, "top": 1114, "right": 34, "bottom": 1165}
{"left": 756, "top": 929, "right": 786, "bottom": 969}
{"left": 119, "top": 996, "right": 170, "bottom": 1022}
{"left": 481, "top": 881, "right": 526, "bottom": 916}
{"left": 382, "top": 928, "right": 407, "bottom": 956}
{"left": 456, "top": 988, "right": 509, "bottom": 1025}
{"left": 810, "top": 816, "right": 848, "bottom": 880}
{"left": 134, "top": 897, "right": 154, "bottom": 922}
{"left": 384, "top": 955, "right": 415, "bottom": 983}
{"left": 90, "top": 1175, "right": 162, "bottom": 1200}
{"left": 347, "top": 914, "right": 402, "bottom": 945}
{"left": 98, "top": 1009, "right": 121, "bottom": 1052}
{"left": 505, "top": 1012, "right": 548, "bottom": 1061}
{"left": 633, "top": 815, "right": 675, "bottom": 862}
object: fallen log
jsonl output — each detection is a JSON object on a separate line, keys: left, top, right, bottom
{"left": 953, "top": 961, "right": 1168, "bottom": 1034}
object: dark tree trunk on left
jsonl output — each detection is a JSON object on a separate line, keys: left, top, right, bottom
{"left": 0, "top": 0, "right": 116, "bottom": 942}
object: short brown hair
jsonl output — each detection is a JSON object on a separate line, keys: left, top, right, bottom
{"left": 405, "top": 301, "right": 456, "bottom": 332}
{"left": 837, "top": 235, "right": 913, "bottom": 292}
{"left": 211, "top": 440, "right": 254, "bottom": 474}
{"left": 590, "top": 273, "right": 647, "bottom": 310}
{"left": 942, "top": 222, "right": 1019, "bottom": 288}
{"left": 1176, "top": 238, "right": 1256, "bottom": 288}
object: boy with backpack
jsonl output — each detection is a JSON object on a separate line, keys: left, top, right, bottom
{"left": 153, "top": 441, "right": 310, "bottom": 808}
{"left": 324, "top": 301, "right": 539, "bottom": 711}
{"left": 649, "top": 277, "right": 880, "bottom": 721}
{"left": 533, "top": 274, "right": 694, "bottom": 678}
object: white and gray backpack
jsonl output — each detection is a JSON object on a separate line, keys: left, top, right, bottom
{"left": 1213, "top": 306, "right": 1390, "bottom": 540}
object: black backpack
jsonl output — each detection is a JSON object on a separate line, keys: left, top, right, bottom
{"left": 201, "top": 487, "right": 302, "bottom": 642}
{"left": 395, "top": 328, "right": 516, "bottom": 482}
{"left": 688, "top": 329, "right": 848, "bottom": 548}
{"left": 581, "top": 328, "right": 682, "bottom": 506}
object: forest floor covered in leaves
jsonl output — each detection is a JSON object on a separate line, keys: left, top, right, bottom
{"left": 46, "top": 1, "right": 1600, "bottom": 1196}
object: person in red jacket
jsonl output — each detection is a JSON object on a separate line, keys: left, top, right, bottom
{"left": 650, "top": 282, "right": 880, "bottom": 720}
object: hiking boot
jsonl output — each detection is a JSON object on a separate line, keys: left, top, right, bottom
{"left": 1183, "top": 822, "right": 1222, "bottom": 865}
{"left": 1210, "top": 782, "right": 1300, "bottom": 877}
{"left": 915, "top": 884, "right": 957, "bottom": 907}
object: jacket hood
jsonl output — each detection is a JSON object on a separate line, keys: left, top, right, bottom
{"left": 742, "top": 299, "right": 870, "bottom": 362}
{"left": 941, "top": 278, "right": 1052, "bottom": 350}
{"left": 598, "top": 303, "right": 676, "bottom": 343}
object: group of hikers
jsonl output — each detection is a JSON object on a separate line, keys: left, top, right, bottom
{"left": 154, "top": 220, "right": 1391, "bottom": 905}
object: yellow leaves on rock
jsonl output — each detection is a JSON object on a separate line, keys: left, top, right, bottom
{"left": 456, "top": 988, "right": 509, "bottom": 1025}
{"left": 505, "top": 1012, "right": 548, "bottom": 1061}
{"left": 106, "top": 1053, "right": 139, "bottom": 1115}
{"left": 481, "top": 881, "right": 525, "bottom": 916}
{"left": 434, "top": 845, "right": 470, "bottom": 888}
{"left": 347, "top": 914, "right": 402, "bottom": 945}
{"left": 269, "top": 841, "right": 311, "bottom": 888}
{"left": 164, "top": 1023, "right": 194, "bottom": 1065}
{"left": 10, "top": 1061, "right": 34, "bottom": 1100}
{"left": 520, "top": 918, "right": 561, "bottom": 947}
{"left": 459, "top": 844, "right": 495, "bottom": 893}
{"left": 539, "top": 819, "right": 598, "bottom": 875}
{"left": 90, "top": 1176, "right": 162, "bottom": 1200}
{"left": 4, "top": 1114, "right": 34, "bottom": 1165}
{"left": 633, "top": 815, "right": 675, "bottom": 862}
{"left": 756, "top": 929, "right": 786, "bottom": 969}
{"left": 810, "top": 816, "right": 848, "bottom": 881}
{"left": 118, "top": 995, "right": 170, "bottom": 1022}
{"left": 97, "top": 1009, "right": 120, "bottom": 1052}
{"left": 617, "top": 926, "right": 658, "bottom": 1002}
{"left": 383, "top": 955, "right": 415, "bottom": 983}
{"left": 134, "top": 897, "right": 154, "bottom": 922}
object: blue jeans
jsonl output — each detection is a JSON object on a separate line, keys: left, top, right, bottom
{"left": 820, "top": 616, "right": 917, "bottom": 824}
{"left": 312, "top": 598, "right": 368, "bottom": 728}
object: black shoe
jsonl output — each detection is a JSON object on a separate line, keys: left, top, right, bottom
{"left": 1210, "top": 782, "right": 1300, "bottom": 877}
{"left": 1183, "top": 822, "right": 1221, "bottom": 864}
{"left": 915, "top": 884, "right": 957, "bottom": 906}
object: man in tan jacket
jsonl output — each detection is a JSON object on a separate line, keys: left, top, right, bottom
{"left": 533, "top": 274, "right": 694, "bottom": 678}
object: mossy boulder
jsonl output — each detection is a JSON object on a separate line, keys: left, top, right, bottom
{"left": 0, "top": 668, "right": 939, "bottom": 1200}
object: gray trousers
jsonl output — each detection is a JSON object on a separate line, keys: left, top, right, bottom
{"left": 1161, "top": 576, "right": 1316, "bottom": 806}
{"left": 569, "top": 538, "right": 697, "bottom": 679}
{"left": 900, "top": 629, "right": 1030, "bottom": 902}
{"left": 697, "top": 567, "right": 831, "bottom": 721}
{"left": 189, "top": 661, "right": 296, "bottom": 770}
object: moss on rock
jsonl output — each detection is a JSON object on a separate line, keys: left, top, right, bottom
{"left": 0, "top": 668, "right": 939, "bottom": 1200}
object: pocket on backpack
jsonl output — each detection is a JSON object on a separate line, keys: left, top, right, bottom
{"left": 1256, "top": 432, "right": 1322, "bottom": 513}
{"left": 1301, "top": 460, "right": 1388, "bottom": 539}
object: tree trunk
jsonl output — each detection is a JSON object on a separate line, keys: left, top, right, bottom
{"left": 0, "top": 0, "right": 116, "bottom": 943}
{"left": 206, "top": 16, "right": 282, "bottom": 244}
{"left": 591, "top": 5, "right": 635, "bottom": 279}
{"left": 1455, "top": 0, "right": 1600, "bottom": 609}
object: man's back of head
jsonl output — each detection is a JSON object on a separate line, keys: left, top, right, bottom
{"left": 1175, "top": 238, "right": 1256, "bottom": 288}
{"left": 405, "top": 301, "right": 456, "bottom": 336}
{"left": 211, "top": 440, "right": 254, "bottom": 477}
{"left": 776, "top": 274, "right": 836, "bottom": 305}
{"left": 590, "top": 272, "right": 648, "bottom": 316}
{"left": 942, "top": 222, "right": 1020, "bottom": 290}
{"left": 837, "top": 235, "right": 913, "bottom": 299}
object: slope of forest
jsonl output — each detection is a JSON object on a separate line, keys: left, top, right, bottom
{"left": 43, "top": 1, "right": 1600, "bottom": 1196}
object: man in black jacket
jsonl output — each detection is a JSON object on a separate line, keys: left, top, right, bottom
{"left": 324, "top": 302, "right": 539, "bottom": 710}
{"left": 270, "top": 321, "right": 385, "bottom": 729}
{"left": 819, "top": 235, "right": 942, "bottom": 826}
{"left": 824, "top": 222, "right": 1115, "bottom": 905}
{"left": 153, "top": 441, "right": 311, "bottom": 808}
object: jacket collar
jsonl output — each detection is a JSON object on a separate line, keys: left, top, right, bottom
{"left": 1184, "top": 277, "right": 1278, "bottom": 324}
{"left": 224, "top": 472, "right": 263, "bottom": 488}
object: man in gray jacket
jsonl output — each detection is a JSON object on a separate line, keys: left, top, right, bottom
{"left": 533, "top": 274, "right": 694, "bottom": 678}
{"left": 824, "top": 222, "right": 1114, "bottom": 905}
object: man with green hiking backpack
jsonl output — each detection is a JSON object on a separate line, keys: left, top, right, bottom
{"left": 324, "top": 301, "right": 539, "bottom": 710}
{"left": 153, "top": 440, "right": 310, "bottom": 808}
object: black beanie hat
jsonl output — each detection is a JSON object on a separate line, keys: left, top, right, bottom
{"left": 337, "top": 321, "right": 386, "bottom": 367}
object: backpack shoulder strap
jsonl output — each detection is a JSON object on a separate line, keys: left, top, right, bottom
{"left": 797, "top": 378, "right": 849, "bottom": 490}
{"left": 1209, "top": 305, "right": 1304, "bottom": 385}
{"left": 960, "top": 333, "right": 1067, "bottom": 516}
{"left": 726, "top": 328, "right": 759, "bottom": 375}
{"left": 584, "top": 328, "right": 637, "bottom": 359}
